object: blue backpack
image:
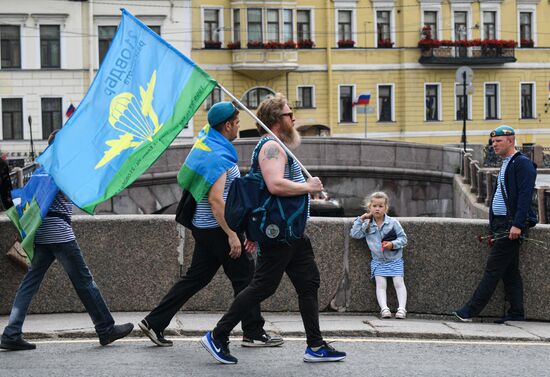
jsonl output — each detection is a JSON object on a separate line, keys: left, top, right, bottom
{"left": 224, "top": 138, "right": 308, "bottom": 244}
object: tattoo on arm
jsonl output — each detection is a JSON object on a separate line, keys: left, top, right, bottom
{"left": 263, "top": 145, "right": 280, "bottom": 160}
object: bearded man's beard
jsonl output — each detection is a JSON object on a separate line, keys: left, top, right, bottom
{"left": 282, "top": 124, "right": 301, "bottom": 149}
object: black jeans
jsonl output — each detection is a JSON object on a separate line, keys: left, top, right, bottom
{"left": 466, "top": 216, "right": 524, "bottom": 317}
{"left": 145, "top": 227, "right": 264, "bottom": 337}
{"left": 213, "top": 236, "right": 323, "bottom": 347}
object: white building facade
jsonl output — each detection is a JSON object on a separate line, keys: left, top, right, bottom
{"left": 0, "top": 0, "right": 191, "bottom": 168}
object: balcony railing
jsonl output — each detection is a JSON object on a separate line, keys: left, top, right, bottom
{"left": 231, "top": 50, "right": 299, "bottom": 80}
{"left": 419, "top": 46, "right": 516, "bottom": 65}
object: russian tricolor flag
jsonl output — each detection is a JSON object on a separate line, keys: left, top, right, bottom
{"left": 353, "top": 93, "right": 371, "bottom": 106}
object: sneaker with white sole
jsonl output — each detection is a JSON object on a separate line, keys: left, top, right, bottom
{"left": 395, "top": 308, "right": 407, "bottom": 319}
{"left": 200, "top": 331, "right": 238, "bottom": 364}
{"left": 304, "top": 342, "right": 346, "bottom": 363}
{"left": 138, "top": 319, "right": 173, "bottom": 347}
{"left": 242, "top": 332, "right": 284, "bottom": 347}
{"left": 380, "top": 307, "right": 392, "bottom": 319}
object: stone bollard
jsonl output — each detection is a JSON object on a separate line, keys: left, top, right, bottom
{"left": 533, "top": 144, "right": 544, "bottom": 167}
{"left": 538, "top": 187, "right": 547, "bottom": 224}
{"left": 476, "top": 169, "right": 485, "bottom": 203}
{"left": 463, "top": 153, "right": 471, "bottom": 184}
{"left": 485, "top": 171, "right": 494, "bottom": 206}
{"left": 470, "top": 161, "right": 478, "bottom": 194}
{"left": 13, "top": 167, "right": 24, "bottom": 188}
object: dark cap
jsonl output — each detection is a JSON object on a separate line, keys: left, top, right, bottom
{"left": 490, "top": 125, "right": 515, "bottom": 137}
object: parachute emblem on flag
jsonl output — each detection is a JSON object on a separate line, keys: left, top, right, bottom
{"left": 95, "top": 70, "right": 162, "bottom": 169}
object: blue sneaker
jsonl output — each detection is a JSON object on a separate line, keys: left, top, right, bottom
{"left": 200, "top": 331, "right": 238, "bottom": 364}
{"left": 304, "top": 342, "right": 346, "bottom": 363}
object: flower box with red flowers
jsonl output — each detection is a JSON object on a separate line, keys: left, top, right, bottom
{"left": 520, "top": 39, "right": 534, "bottom": 48}
{"left": 264, "top": 41, "right": 284, "bottom": 49}
{"left": 337, "top": 39, "right": 355, "bottom": 48}
{"left": 297, "top": 39, "right": 315, "bottom": 48}
{"left": 247, "top": 40, "right": 265, "bottom": 49}
{"left": 227, "top": 41, "right": 241, "bottom": 50}
{"left": 283, "top": 40, "right": 297, "bottom": 49}
{"left": 204, "top": 40, "right": 222, "bottom": 49}
{"left": 377, "top": 39, "right": 394, "bottom": 48}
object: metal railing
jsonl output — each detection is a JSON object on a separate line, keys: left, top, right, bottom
{"left": 9, "top": 163, "right": 38, "bottom": 188}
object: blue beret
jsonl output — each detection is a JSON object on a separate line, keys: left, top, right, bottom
{"left": 207, "top": 102, "right": 237, "bottom": 128}
{"left": 490, "top": 125, "right": 515, "bottom": 137}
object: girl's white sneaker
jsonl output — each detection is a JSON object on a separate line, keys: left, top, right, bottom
{"left": 395, "top": 308, "right": 407, "bottom": 319}
{"left": 380, "top": 308, "right": 392, "bottom": 319}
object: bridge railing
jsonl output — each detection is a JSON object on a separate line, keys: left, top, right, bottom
{"left": 461, "top": 150, "right": 547, "bottom": 224}
{"left": 9, "top": 163, "right": 38, "bottom": 188}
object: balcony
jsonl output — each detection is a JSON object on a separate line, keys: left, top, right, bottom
{"left": 419, "top": 46, "right": 516, "bottom": 65}
{"left": 231, "top": 50, "right": 299, "bottom": 80}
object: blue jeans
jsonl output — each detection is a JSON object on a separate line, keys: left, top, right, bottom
{"left": 2, "top": 241, "right": 114, "bottom": 340}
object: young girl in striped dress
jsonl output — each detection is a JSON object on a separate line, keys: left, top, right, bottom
{"left": 350, "top": 192, "right": 408, "bottom": 319}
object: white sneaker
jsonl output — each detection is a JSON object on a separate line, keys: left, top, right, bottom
{"left": 380, "top": 307, "right": 392, "bottom": 319}
{"left": 395, "top": 308, "right": 407, "bottom": 319}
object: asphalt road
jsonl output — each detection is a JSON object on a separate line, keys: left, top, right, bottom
{"left": 2, "top": 337, "right": 550, "bottom": 377}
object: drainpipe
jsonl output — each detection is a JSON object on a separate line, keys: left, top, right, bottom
{"left": 326, "top": 0, "right": 333, "bottom": 130}
{"left": 88, "top": 0, "right": 94, "bottom": 86}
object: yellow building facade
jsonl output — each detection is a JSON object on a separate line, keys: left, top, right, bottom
{"left": 192, "top": 0, "right": 550, "bottom": 146}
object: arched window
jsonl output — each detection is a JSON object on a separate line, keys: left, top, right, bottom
{"left": 241, "top": 87, "right": 275, "bottom": 109}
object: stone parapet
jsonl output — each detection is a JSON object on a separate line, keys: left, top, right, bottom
{"left": 2, "top": 215, "right": 549, "bottom": 320}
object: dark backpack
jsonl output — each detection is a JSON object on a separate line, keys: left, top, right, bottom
{"left": 224, "top": 138, "right": 308, "bottom": 244}
{"left": 175, "top": 189, "right": 196, "bottom": 229}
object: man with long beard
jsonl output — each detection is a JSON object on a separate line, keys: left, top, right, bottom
{"left": 200, "top": 93, "right": 346, "bottom": 364}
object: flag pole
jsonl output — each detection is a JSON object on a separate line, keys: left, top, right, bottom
{"left": 218, "top": 84, "right": 328, "bottom": 198}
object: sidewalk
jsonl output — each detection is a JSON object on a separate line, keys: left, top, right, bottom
{"left": 2, "top": 312, "right": 550, "bottom": 342}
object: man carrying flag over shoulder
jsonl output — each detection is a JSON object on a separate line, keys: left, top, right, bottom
{"left": 139, "top": 102, "right": 283, "bottom": 348}
{"left": 1, "top": 131, "right": 134, "bottom": 351}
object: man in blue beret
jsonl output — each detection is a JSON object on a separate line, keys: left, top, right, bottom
{"left": 139, "top": 101, "right": 283, "bottom": 348}
{"left": 454, "top": 125, "right": 537, "bottom": 323}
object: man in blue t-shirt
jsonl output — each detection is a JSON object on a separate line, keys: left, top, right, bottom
{"left": 454, "top": 125, "right": 537, "bottom": 323}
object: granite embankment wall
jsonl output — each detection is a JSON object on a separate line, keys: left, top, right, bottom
{"left": 2, "top": 216, "right": 549, "bottom": 320}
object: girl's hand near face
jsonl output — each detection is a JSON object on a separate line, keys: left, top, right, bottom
{"left": 360, "top": 212, "right": 372, "bottom": 221}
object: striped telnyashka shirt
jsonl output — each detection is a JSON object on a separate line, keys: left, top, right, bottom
{"left": 492, "top": 155, "right": 512, "bottom": 216}
{"left": 34, "top": 193, "right": 76, "bottom": 244}
{"left": 192, "top": 165, "right": 240, "bottom": 229}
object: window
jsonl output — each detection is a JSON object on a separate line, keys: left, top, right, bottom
{"left": 40, "top": 25, "right": 60, "bottom": 68}
{"left": 521, "top": 83, "right": 534, "bottom": 119}
{"left": 483, "top": 11, "right": 496, "bottom": 39}
{"left": 233, "top": 9, "right": 240, "bottom": 42}
{"left": 338, "top": 10, "right": 352, "bottom": 41}
{"left": 267, "top": 9, "right": 279, "bottom": 42}
{"left": 297, "top": 10, "right": 311, "bottom": 42}
{"left": 41, "top": 98, "right": 62, "bottom": 139}
{"left": 98, "top": 26, "right": 117, "bottom": 66}
{"left": 242, "top": 87, "right": 274, "bottom": 109}
{"left": 297, "top": 86, "right": 314, "bottom": 108}
{"left": 283, "top": 9, "right": 293, "bottom": 42}
{"left": 204, "top": 9, "right": 220, "bottom": 42}
{"left": 1, "top": 25, "right": 21, "bottom": 68}
{"left": 148, "top": 25, "right": 161, "bottom": 35}
{"left": 454, "top": 11, "right": 468, "bottom": 40}
{"left": 425, "top": 84, "right": 439, "bottom": 121}
{"left": 2, "top": 98, "right": 23, "bottom": 140}
{"left": 247, "top": 9, "right": 262, "bottom": 43}
{"left": 378, "top": 85, "right": 393, "bottom": 122}
{"left": 520, "top": 12, "right": 533, "bottom": 46}
{"left": 423, "top": 11, "right": 438, "bottom": 40}
{"left": 205, "top": 87, "right": 221, "bottom": 110}
{"left": 339, "top": 86, "right": 354, "bottom": 123}
{"left": 376, "top": 11, "right": 391, "bottom": 45}
{"left": 455, "top": 84, "right": 471, "bottom": 121}
{"left": 485, "top": 83, "right": 499, "bottom": 120}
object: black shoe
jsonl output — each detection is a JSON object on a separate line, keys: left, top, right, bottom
{"left": 0, "top": 335, "right": 36, "bottom": 351}
{"left": 494, "top": 315, "right": 525, "bottom": 324}
{"left": 452, "top": 308, "right": 473, "bottom": 322}
{"left": 242, "top": 332, "right": 284, "bottom": 347}
{"left": 99, "top": 323, "right": 134, "bottom": 346}
{"left": 138, "top": 319, "right": 173, "bottom": 347}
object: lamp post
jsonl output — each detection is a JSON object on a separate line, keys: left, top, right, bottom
{"left": 28, "top": 115, "right": 35, "bottom": 162}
